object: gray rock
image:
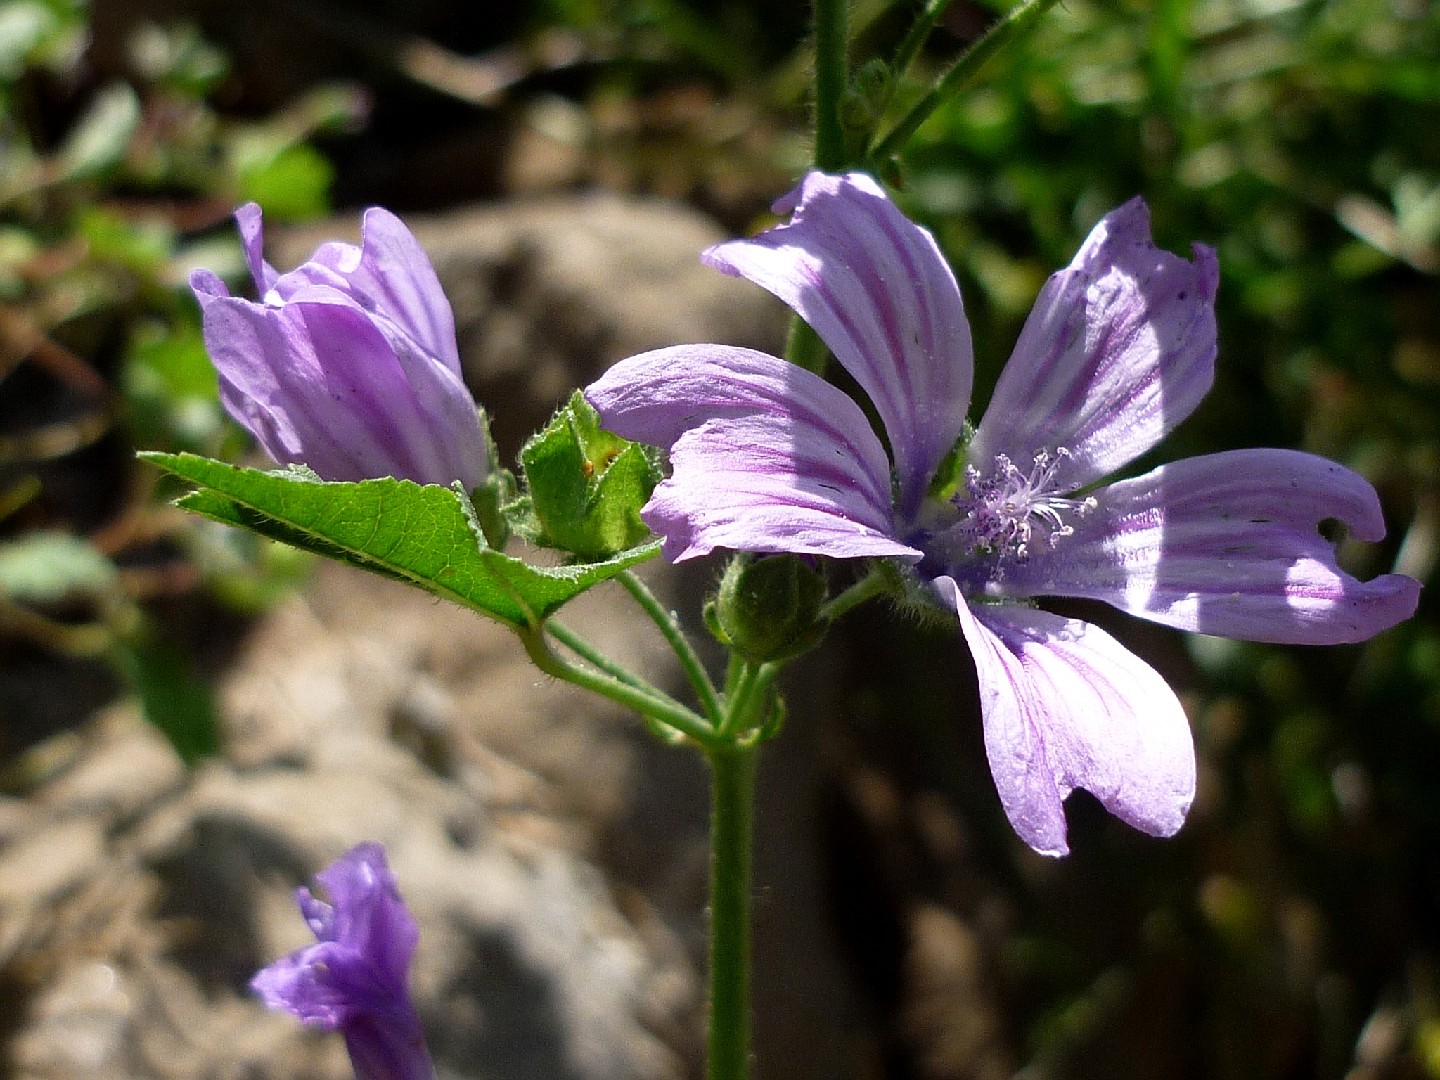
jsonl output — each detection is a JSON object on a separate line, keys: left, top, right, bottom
{"left": 0, "top": 190, "right": 794, "bottom": 1080}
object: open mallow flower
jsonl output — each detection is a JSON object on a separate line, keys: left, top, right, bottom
{"left": 253, "top": 843, "right": 435, "bottom": 1080}
{"left": 192, "top": 204, "right": 488, "bottom": 489}
{"left": 585, "top": 171, "right": 1421, "bottom": 856}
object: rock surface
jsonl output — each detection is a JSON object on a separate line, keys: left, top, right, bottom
{"left": 0, "top": 560, "right": 703, "bottom": 1080}
{"left": 1, "top": 193, "right": 1014, "bottom": 1080}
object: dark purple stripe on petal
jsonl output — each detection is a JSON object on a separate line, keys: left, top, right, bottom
{"left": 703, "top": 172, "right": 973, "bottom": 518}
{"left": 586, "top": 344, "right": 899, "bottom": 517}
{"left": 644, "top": 412, "right": 922, "bottom": 562}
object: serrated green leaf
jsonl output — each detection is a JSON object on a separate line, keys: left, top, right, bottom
{"left": 521, "top": 392, "right": 658, "bottom": 559}
{"left": 142, "top": 452, "right": 657, "bottom": 629}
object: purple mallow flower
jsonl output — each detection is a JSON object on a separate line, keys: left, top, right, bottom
{"left": 585, "top": 171, "right": 1421, "bottom": 856}
{"left": 252, "top": 843, "right": 435, "bottom": 1080}
{"left": 192, "top": 204, "right": 487, "bottom": 489}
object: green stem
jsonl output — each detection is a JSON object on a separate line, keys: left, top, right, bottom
{"left": 889, "top": 0, "right": 955, "bottom": 87}
{"left": 619, "top": 570, "right": 724, "bottom": 724}
{"left": 544, "top": 619, "right": 650, "bottom": 689}
{"left": 812, "top": 0, "right": 849, "bottom": 170}
{"left": 720, "top": 661, "right": 765, "bottom": 741}
{"left": 520, "top": 625, "right": 715, "bottom": 745}
{"left": 706, "top": 741, "right": 758, "bottom": 1080}
{"left": 868, "top": 0, "right": 1064, "bottom": 165}
{"left": 820, "top": 565, "right": 889, "bottom": 623}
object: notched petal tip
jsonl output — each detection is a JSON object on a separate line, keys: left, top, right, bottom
{"left": 1026, "top": 449, "right": 1422, "bottom": 646}
{"left": 944, "top": 584, "right": 1196, "bottom": 857}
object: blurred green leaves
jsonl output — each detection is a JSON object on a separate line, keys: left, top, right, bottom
{"left": 0, "top": 5, "right": 364, "bottom": 766}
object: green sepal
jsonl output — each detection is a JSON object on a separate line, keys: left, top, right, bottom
{"left": 141, "top": 452, "right": 659, "bottom": 630}
{"left": 518, "top": 391, "right": 660, "bottom": 560}
{"left": 840, "top": 58, "right": 893, "bottom": 158}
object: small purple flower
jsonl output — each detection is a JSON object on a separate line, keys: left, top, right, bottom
{"left": 585, "top": 171, "right": 1421, "bottom": 856}
{"left": 192, "top": 204, "right": 488, "bottom": 489}
{"left": 252, "top": 843, "right": 435, "bottom": 1080}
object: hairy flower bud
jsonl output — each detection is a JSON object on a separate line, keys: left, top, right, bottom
{"left": 191, "top": 204, "right": 488, "bottom": 490}
{"left": 707, "top": 554, "right": 828, "bottom": 664}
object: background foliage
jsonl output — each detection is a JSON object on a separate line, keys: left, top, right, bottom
{"left": 1, "top": 0, "right": 1437, "bottom": 1076}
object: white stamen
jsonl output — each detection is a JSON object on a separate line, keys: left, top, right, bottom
{"left": 945, "top": 448, "right": 1096, "bottom": 562}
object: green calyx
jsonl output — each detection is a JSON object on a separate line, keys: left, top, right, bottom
{"left": 517, "top": 391, "right": 660, "bottom": 561}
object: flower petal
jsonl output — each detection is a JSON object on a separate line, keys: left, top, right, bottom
{"left": 939, "top": 580, "right": 1196, "bottom": 857}
{"left": 648, "top": 416, "right": 922, "bottom": 562}
{"left": 587, "top": 345, "right": 919, "bottom": 562}
{"left": 1001, "top": 449, "right": 1421, "bottom": 644}
{"left": 297, "top": 888, "right": 336, "bottom": 940}
{"left": 275, "top": 208, "right": 463, "bottom": 377}
{"left": 195, "top": 285, "right": 486, "bottom": 487}
{"left": 235, "top": 203, "right": 278, "bottom": 295}
{"left": 343, "top": 1014, "right": 436, "bottom": 1080}
{"left": 970, "top": 198, "right": 1219, "bottom": 490}
{"left": 194, "top": 284, "right": 374, "bottom": 477}
{"left": 251, "top": 939, "right": 361, "bottom": 1027}
{"left": 253, "top": 844, "right": 435, "bottom": 1080}
{"left": 316, "top": 843, "right": 419, "bottom": 990}
{"left": 703, "top": 172, "right": 973, "bottom": 519}
{"left": 294, "top": 292, "right": 487, "bottom": 488}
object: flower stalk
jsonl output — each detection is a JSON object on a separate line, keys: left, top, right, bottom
{"left": 520, "top": 622, "right": 716, "bottom": 746}
{"left": 706, "top": 741, "right": 758, "bottom": 1080}
{"left": 619, "top": 570, "right": 725, "bottom": 724}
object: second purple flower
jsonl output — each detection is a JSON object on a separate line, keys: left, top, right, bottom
{"left": 192, "top": 204, "right": 488, "bottom": 489}
{"left": 585, "top": 171, "right": 1421, "bottom": 857}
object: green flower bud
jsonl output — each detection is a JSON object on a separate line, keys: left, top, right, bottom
{"left": 705, "top": 554, "right": 828, "bottom": 664}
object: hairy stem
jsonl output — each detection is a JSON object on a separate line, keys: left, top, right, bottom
{"left": 520, "top": 625, "right": 714, "bottom": 745}
{"left": 890, "top": 0, "right": 955, "bottom": 87}
{"left": 706, "top": 741, "right": 758, "bottom": 1080}
{"left": 812, "top": 0, "right": 849, "bottom": 170}
{"left": 820, "top": 565, "right": 890, "bottom": 623}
